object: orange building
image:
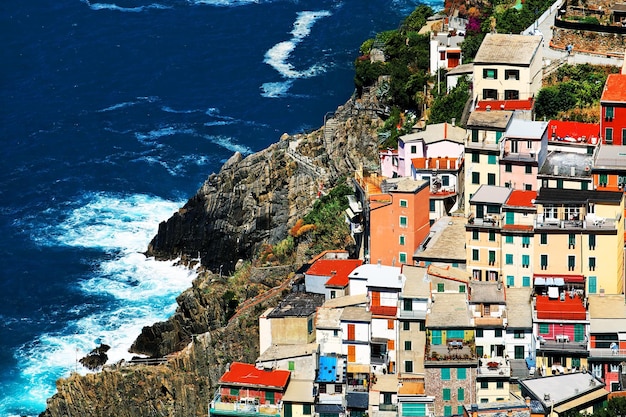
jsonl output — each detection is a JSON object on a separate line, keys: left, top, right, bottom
{"left": 368, "top": 178, "right": 430, "bottom": 267}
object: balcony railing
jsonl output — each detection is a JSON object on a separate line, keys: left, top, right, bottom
{"left": 535, "top": 215, "right": 617, "bottom": 230}
{"left": 477, "top": 358, "right": 511, "bottom": 377}
{"left": 210, "top": 395, "right": 282, "bottom": 417}
{"left": 589, "top": 348, "right": 626, "bottom": 358}
{"left": 379, "top": 404, "right": 398, "bottom": 412}
{"left": 398, "top": 309, "right": 427, "bottom": 320}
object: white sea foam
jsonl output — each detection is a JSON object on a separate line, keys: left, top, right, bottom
{"left": 12, "top": 193, "right": 195, "bottom": 415}
{"left": 260, "top": 80, "right": 294, "bottom": 98}
{"left": 82, "top": 0, "right": 172, "bottom": 12}
{"left": 134, "top": 126, "right": 195, "bottom": 145}
{"left": 263, "top": 10, "right": 331, "bottom": 94}
{"left": 189, "top": 0, "right": 260, "bottom": 7}
{"left": 202, "top": 135, "right": 252, "bottom": 155}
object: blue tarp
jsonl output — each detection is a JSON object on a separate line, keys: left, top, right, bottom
{"left": 317, "top": 356, "right": 337, "bottom": 382}
{"left": 526, "top": 356, "right": 536, "bottom": 369}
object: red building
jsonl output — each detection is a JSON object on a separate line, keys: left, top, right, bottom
{"left": 600, "top": 74, "right": 626, "bottom": 145}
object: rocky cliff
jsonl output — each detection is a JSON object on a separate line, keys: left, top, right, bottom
{"left": 41, "top": 90, "right": 384, "bottom": 417}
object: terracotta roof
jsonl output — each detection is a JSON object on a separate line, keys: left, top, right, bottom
{"left": 505, "top": 190, "right": 537, "bottom": 208}
{"left": 474, "top": 34, "right": 542, "bottom": 66}
{"left": 501, "top": 224, "right": 534, "bottom": 231}
{"left": 306, "top": 259, "right": 362, "bottom": 288}
{"left": 601, "top": 74, "right": 626, "bottom": 103}
{"left": 547, "top": 120, "right": 600, "bottom": 144}
{"left": 535, "top": 295, "right": 587, "bottom": 320}
{"left": 475, "top": 99, "right": 534, "bottom": 111}
{"left": 219, "top": 362, "right": 290, "bottom": 388}
{"left": 370, "top": 305, "right": 397, "bottom": 316}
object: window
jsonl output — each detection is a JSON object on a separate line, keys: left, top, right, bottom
{"left": 505, "top": 69, "right": 520, "bottom": 80}
{"left": 308, "top": 318, "right": 313, "bottom": 334}
{"left": 522, "top": 236, "right": 530, "bottom": 248}
{"left": 266, "top": 391, "right": 275, "bottom": 404}
{"left": 441, "top": 368, "right": 451, "bottom": 380}
{"left": 472, "top": 152, "right": 480, "bottom": 162}
{"left": 443, "top": 388, "right": 451, "bottom": 400}
{"left": 347, "top": 324, "right": 355, "bottom": 340}
{"left": 429, "top": 200, "right": 435, "bottom": 212}
{"left": 459, "top": 284, "right": 466, "bottom": 293}
{"left": 495, "top": 329, "right": 502, "bottom": 337}
{"left": 507, "top": 275, "right": 514, "bottom": 286}
{"left": 330, "top": 290, "right": 336, "bottom": 299}
{"left": 444, "top": 405, "right": 452, "bottom": 417}
{"left": 483, "top": 89, "right": 498, "bottom": 100}
{"left": 472, "top": 172, "right": 480, "bottom": 184}
{"left": 284, "top": 403, "right": 292, "bottom": 417}
{"left": 592, "top": 363, "right": 602, "bottom": 378}
{"left": 473, "top": 230, "right": 479, "bottom": 240}
{"left": 458, "top": 388, "right": 465, "bottom": 401}
{"left": 589, "top": 257, "right": 596, "bottom": 271}
{"left": 480, "top": 381, "right": 488, "bottom": 389}
{"left": 442, "top": 175, "right": 450, "bottom": 186}
{"left": 489, "top": 231, "right": 496, "bottom": 241}
{"left": 582, "top": 181, "right": 588, "bottom": 190}
{"left": 505, "top": 235, "right": 513, "bottom": 244}
{"left": 620, "top": 175, "right": 626, "bottom": 187}
{"left": 539, "top": 323, "right": 549, "bottom": 334}
{"left": 405, "top": 360, "right": 413, "bottom": 373}
{"left": 557, "top": 179, "right": 564, "bottom": 189}
{"left": 483, "top": 68, "right": 498, "bottom": 79}
{"left": 504, "top": 90, "right": 519, "bottom": 100}
{"left": 588, "top": 276, "right": 597, "bottom": 294}
{"left": 514, "top": 330, "right": 524, "bottom": 339}
{"left": 505, "top": 163, "right": 512, "bottom": 172}
{"left": 599, "top": 174, "right": 608, "bottom": 187}
{"left": 589, "top": 234, "right": 596, "bottom": 250}
{"left": 437, "top": 283, "right": 445, "bottom": 293}
{"left": 472, "top": 249, "right": 479, "bottom": 261}
{"left": 569, "top": 234, "right": 576, "bottom": 249}
{"left": 540, "top": 233, "right": 547, "bottom": 245}
{"left": 522, "top": 276, "right": 530, "bottom": 287}
{"left": 288, "top": 361, "right": 295, "bottom": 370}
{"left": 458, "top": 406, "right": 465, "bottom": 415}
{"left": 488, "top": 173, "right": 496, "bottom": 185}
{"left": 473, "top": 269, "right": 482, "bottom": 280}
{"left": 399, "top": 235, "right": 405, "bottom": 246}
{"left": 606, "top": 105, "right": 614, "bottom": 120}
{"left": 568, "top": 255, "right": 576, "bottom": 271}
{"left": 403, "top": 321, "right": 410, "bottom": 331}
{"left": 506, "top": 254, "right": 513, "bottom": 264}
{"left": 522, "top": 254, "right": 530, "bottom": 268}
{"left": 525, "top": 165, "right": 532, "bottom": 174}
{"left": 540, "top": 254, "right": 548, "bottom": 270}
{"left": 405, "top": 341, "right": 412, "bottom": 351}
{"left": 456, "top": 368, "right": 467, "bottom": 380}
{"left": 489, "top": 250, "right": 496, "bottom": 266}
{"left": 525, "top": 183, "right": 532, "bottom": 191}
{"left": 476, "top": 328, "right": 484, "bottom": 337}
{"left": 488, "top": 154, "right": 496, "bottom": 164}
{"left": 303, "top": 404, "right": 312, "bottom": 415}
{"left": 496, "top": 381, "right": 504, "bottom": 389}
{"left": 606, "top": 128, "right": 613, "bottom": 144}
{"left": 399, "top": 252, "right": 407, "bottom": 264}
{"left": 410, "top": 145, "right": 417, "bottom": 154}
{"left": 403, "top": 298, "right": 412, "bottom": 311}
{"left": 335, "top": 384, "right": 343, "bottom": 394}
{"left": 574, "top": 324, "right": 585, "bottom": 342}
{"left": 400, "top": 199, "right": 408, "bottom": 208}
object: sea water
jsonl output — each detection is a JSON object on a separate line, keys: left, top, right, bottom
{"left": 0, "top": 0, "right": 439, "bottom": 414}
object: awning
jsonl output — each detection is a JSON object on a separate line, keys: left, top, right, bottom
{"left": 535, "top": 277, "right": 546, "bottom": 285}
{"left": 546, "top": 278, "right": 555, "bottom": 286}
{"left": 534, "top": 274, "right": 585, "bottom": 283}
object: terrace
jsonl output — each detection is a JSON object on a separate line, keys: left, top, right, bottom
{"left": 210, "top": 395, "right": 282, "bottom": 417}
{"left": 477, "top": 357, "right": 511, "bottom": 377}
{"left": 426, "top": 339, "right": 478, "bottom": 363}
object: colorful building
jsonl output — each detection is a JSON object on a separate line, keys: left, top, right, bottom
{"left": 499, "top": 119, "right": 548, "bottom": 192}
{"left": 600, "top": 73, "right": 626, "bottom": 145}
{"left": 501, "top": 190, "right": 536, "bottom": 288}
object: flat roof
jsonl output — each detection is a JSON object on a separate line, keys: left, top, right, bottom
{"left": 258, "top": 343, "right": 317, "bottom": 362}
{"left": 400, "top": 265, "right": 431, "bottom": 298}
{"left": 594, "top": 145, "right": 626, "bottom": 171}
{"left": 282, "top": 379, "right": 315, "bottom": 403}
{"left": 469, "top": 281, "right": 505, "bottom": 304}
{"left": 322, "top": 293, "right": 368, "bottom": 309}
{"left": 470, "top": 185, "right": 512, "bottom": 205}
{"left": 340, "top": 306, "right": 371, "bottom": 322}
{"left": 506, "top": 288, "right": 533, "bottom": 328}
{"left": 601, "top": 73, "right": 626, "bottom": 104}
{"left": 267, "top": 292, "right": 325, "bottom": 318}
{"left": 414, "top": 216, "right": 467, "bottom": 262}
{"left": 367, "top": 270, "right": 404, "bottom": 290}
{"left": 466, "top": 109, "right": 512, "bottom": 130}
{"left": 426, "top": 292, "right": 470, "bottom": 328}
{"left": 475, "top": 99, "right": 534, "bottom": 111}
{"left": 548, "top": 120, "right": 600, "bottom": 144}
{"left": 506, "top": 119, "right": 548, "bottom": 140}
{"left": 316, "top": 307, "right": 343, "bottom": 330}
{"left": 307, "top": 259, "right": 362, "bottom": 278}
{"left": 219, "top": 362, "right": 290, "bottom": 388}
{"left": 588, "top": 294, "right": 626, "bottom": 332}
{"left": 474, "top": 33, "right": 542, "bottom": 66}
{"left": 520, "top": 373, "right": 607, "bottom": 409}
{"left": 538, "top": 150, "right": 593, "bottom": 178}
{"left": 535, "top": 187, "right": 623, "bottom": 204}
{"left": 381, "top": 177, "right": 429, "bottom": 193}
{"left": 505, "top": 190, "right": 537, "bottom": 209}
{"left": 349, "top": 264, "right": 401, "bottom": 281}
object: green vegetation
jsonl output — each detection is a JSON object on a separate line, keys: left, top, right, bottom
{"left": 428, "top": 76, "right": 471, "bottom": 125}
{"left": 535, "top": 64, "right": 618, "bottom": 121}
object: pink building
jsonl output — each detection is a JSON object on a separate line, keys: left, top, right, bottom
{"left": 499, "top": 119, "right": 548, "bottom": 191}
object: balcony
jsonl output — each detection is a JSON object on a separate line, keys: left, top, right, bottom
{"left": 537, "top": 337, "right": 589, "bottom": 354}
{"left": 477, "top": 357, "right": 511, "bottom": 377}
{"left": 398, "top": 308, "right": 427, "bottom": 320}
{"left": 501, "top": 151, "right": 536, "bottom": 163}
{"left": 474, "top": 315, "right": 506, "bottom": 327}
{"left": 209, "top": 395, "right": 281, "bottom": 417}
{"left": 467, "top": 214, "right": 502, "bottom": 228}
{"left": 589, "top": 347, "right": 626, "bottom": 359}
{"left": 534, "top": 214, "right": 617, "bottom": 231}
{"left": 426, "top": 340, "right": 478, "bottom": 364}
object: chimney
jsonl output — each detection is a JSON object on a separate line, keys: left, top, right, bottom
{"left": 525, "top": 396, "right": 531, "bottom": 406}
{"left": 571, "top": 166, "right": 576, "bottom": 176}
{"left": 452, "top": 117, "right": 456, "bottom": 126}
{"left": 436, "top": 159, "right": 440, "bottom": 170}
{"left": 447, "top": 159, "right": 451, "bottom": 169}
{"left": 553, "top": 165, "right": 559, "bottom": 176}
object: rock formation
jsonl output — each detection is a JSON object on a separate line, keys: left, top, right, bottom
{"left": 41, "top": 90, "right": 384, "bottom": 417}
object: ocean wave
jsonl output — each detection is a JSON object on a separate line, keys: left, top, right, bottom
{"left": 187, "top": 0, "right": 260, "bottom": 6}
{"left": 263, "top": 10, "right": 331, "bottom": 93}
{"left": 202, "top": 135, "right": 252, "bottom": 155}
{"left": 81, "top": 0, "right": 172, "bottom": 12}
{"left": 260, "top": 80, "right": 294, "bottom": 98}
{"left": 134, "top": 126, "right": 195, "bottom": 145}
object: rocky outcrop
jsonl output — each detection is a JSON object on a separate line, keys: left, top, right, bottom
{"left": 41, "top": 91, "right": 384, "bottom": 417}
{"left": 146, "top": 92, "right": 383, "bottom": 274}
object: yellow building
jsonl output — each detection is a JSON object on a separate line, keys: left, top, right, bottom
{"left": 501, "top": 190, "right": 537, "bottom": 288}
{"left": 533, "top": 188, "right": 624, "bottom": 295}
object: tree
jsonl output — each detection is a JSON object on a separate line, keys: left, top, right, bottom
{"left": 428, "top": 77, "right": 470, "bottom": 125}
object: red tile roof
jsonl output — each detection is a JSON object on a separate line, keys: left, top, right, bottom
{"left": 501, "top": 224, "right": 533, "bottom": 231}
{"left": 306, "top": 259, "right": 362, "bottom": 288}
{"left": 547, "top": 120, "right": 600, "bottom": 144}
{"left": 535, "top": 295, "right": 587, "bottom": 320}
{"left": 475, "top": 99, "right": 534, "bottom": 111}
{"left": 370, "top": 305, "right": 398, "bottom": 316}
{"left": 505, "top": 190, "right": 537, "bottom": 208}
{"left": 219, "top": 362, "right": 290, "bottom": 388}
{"left": 601, "top": 74, "right": 626, "bottom": 103}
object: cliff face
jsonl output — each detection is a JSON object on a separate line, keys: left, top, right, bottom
{"left": 41, "top": 92, "right": 383, "bottom": 417}
{"left": 146, "top": 91, "right": 383, "bottom": 274}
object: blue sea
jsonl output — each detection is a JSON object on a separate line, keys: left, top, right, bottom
{"left": 0, "top": 0, "right": 439, "bottom": 415}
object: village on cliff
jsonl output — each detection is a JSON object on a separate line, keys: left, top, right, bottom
{"left": 206, "top": 3, "right": 626, "bottom": 417}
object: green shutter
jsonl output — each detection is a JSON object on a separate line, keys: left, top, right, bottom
{"left": 284, "top": 403, "right": 293, "bottom": 417}
{"left": 443, "top": 387, "right": 451, "bottom": 400}
{"left": 539, "top": 323, "right": 549, "bottom": 334}
{"left": 457, "top": 368, "right": 467, "bottom": 380}
{"left": 506, "top": 254, "right": 513, "bottom": 264}
{"left": 444, "top": 405, "right": 453, "bottom": 416}
{"left": 574, "top": 324, "right": 585, "bottom": 342}
{"left": 488, "top": 154, "right": 496, "bottom": 164}
{"left": 441, "top": 368, "right": 451, "bottom": 380}
{"left": 432, "top": 330, "right": 442, "bottom": 345}
{"left": 589, "top": 276, "right": 597, "bottom": 293}
{"left": 447, "top": 330, "right": 464, "bottom": 339}
{"left": 458, "top": 388, "right": 465, "bottom": 401}
{"left": 507, "top": 275, "right": 514, "bottom": 286}
{"left": 522, "top": 254, "right": 530, "bottom": 267}
{"left": 265, "top": 391, "right": 275, "bottom": 404}
{"left": 523, "top": 276, "right": 530, "bottom": 287}
{"left": 505, "top": 211, "right": 514, "bottom": 224}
